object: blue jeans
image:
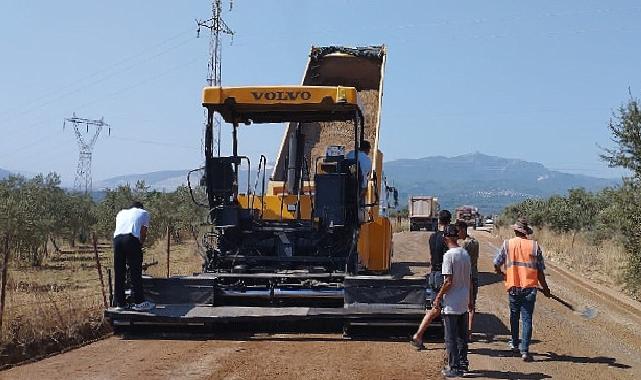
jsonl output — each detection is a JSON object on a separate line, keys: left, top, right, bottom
{"left": 508, "top": 287, "right": 537, "bottom": 354}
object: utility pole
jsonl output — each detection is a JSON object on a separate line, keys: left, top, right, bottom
{"left": 64, "top": 113, "right": 110, "bottom": 193}
{"left": 196, "top": 0, "right": 234, "bottom": 156}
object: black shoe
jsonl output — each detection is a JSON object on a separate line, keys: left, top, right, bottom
{"left": 410, "top": 337, "right": 425, "bottom": 351}
{"left": 521, "top": 352, "right": 532, "bottom": 362}
{"left": 442, "top": 368, "right": 464, "bottom": 378}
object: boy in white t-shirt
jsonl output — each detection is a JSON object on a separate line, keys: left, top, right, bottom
{"left": 433, "top": 224, "right": 472, "bottom": 377}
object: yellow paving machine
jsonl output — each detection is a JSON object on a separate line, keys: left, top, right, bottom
{"left": 106, "top": 46, "right": 431, "bottom": 330}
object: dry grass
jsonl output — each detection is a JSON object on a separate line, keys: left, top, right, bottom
{"left": 144, "top": 238, "right": 203, "bottom": 278}
{"left": 1, "top": 242, "right": 111, "bottom": 366}
{"left": 391, "top": 217, "right": 410, "bottom": 233}
{"left": 495, "top": 227, "right": 627, "bottom": 288}
{"left": 0, "top": 236, "right": 203, "bottom": 367}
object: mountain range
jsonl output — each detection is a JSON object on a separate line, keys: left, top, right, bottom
{"left": 1, "top": 153, "right": 620, "bottom": 214}
{"left": 92, "top": 170, "right": 190, "bottom": 191}
{"left": 383, "top": 153, "right": 618, "bottom": 214}
{"left": 0, "top": 168, "right": 33, "bottom": 181}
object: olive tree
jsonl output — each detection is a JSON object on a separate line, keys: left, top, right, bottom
{"left": 600, "top": 95, "right": 641, "bottom": 296}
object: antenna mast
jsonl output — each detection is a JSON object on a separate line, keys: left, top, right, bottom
{"left": 196, "top": 0, "right": 234, "bottom": 156}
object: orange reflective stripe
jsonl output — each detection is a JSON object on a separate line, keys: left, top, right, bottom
{"left": 505, "top": 237, "right": 539, "bottom": 289}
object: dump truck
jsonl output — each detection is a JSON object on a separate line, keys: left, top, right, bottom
{"left": 408, "top": 195, "right": 439, "bottom": 231}
{"left": 105, "top": 46, "right": 432, "bottom": 331}
{"left": 455, "top": 205, "right": 481, "bottom": 229}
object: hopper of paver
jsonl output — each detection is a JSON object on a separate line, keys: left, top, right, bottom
{"left": 270, "top": 46, "right": 386, "bottom": 205}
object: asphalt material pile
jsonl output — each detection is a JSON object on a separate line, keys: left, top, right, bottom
{"left": 306, "top": 89, "right": 379, "bottom": 175}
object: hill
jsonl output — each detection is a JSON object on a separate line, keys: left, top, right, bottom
{"left": 385, "top": 153, "right": 618, "bottom": 214}
{"left": 0, "top": 168, "right": 11, "bottom": 179}
{"left": 93, "top": 170, "right": 190, "bottom": 191}
{"left": 0, "top": 167, "right": 36, "bottom": 180}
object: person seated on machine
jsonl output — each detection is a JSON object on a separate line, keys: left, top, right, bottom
{"left": 346, "top": 140, "right": 372, "bottom": 197}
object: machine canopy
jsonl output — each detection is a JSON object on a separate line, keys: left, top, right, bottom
{"left": 202, "top": 85, "right": 361, "bottom": 124}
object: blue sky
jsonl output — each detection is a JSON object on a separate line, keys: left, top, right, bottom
{"left": 0, "top": 0, "right": 639, "bottom": 183}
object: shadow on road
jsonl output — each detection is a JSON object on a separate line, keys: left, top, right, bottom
{"left": 115, "top": 322, "right": 434, "bottom": 344}
{"left": 471, "top": 313, "right": 630, "bottom": 370}
{"left": 390, "top": 261, "right": 430, "bottom": 279}
{"left": 465, "top": 370, "right": 551, "bottom": 379}
{"left": 478, "top": 270, "right": 503, "bottom": 287}
{"left": 469, "top": 347, "right": 519, "bottom": 358}
{"left": 537, "top": 352, "right": 631, "bottom": 369}
{"left": 469, "top": 347, "right": 631, "bottom": 370}
{"left": 474, "top": 312, "right": 510, "bottom": 334}
{"left": 471, "top": 312, "right": 543, "bottom": 347}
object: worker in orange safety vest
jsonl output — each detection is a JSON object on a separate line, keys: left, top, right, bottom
{"left": 494, "top": 217, "right": 551, "bottom": 362}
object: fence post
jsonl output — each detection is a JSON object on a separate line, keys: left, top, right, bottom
{"left": 92, "top": 233, "right": 108, "bottom": 308}
{"left": 107, "top": 268, "right": 113, "bottom": 307}
{"left": 0, "top": 235, "right": 10, "bottom": 336}
{"left": 166, "top": 226, "right": 171, "bottom": 278}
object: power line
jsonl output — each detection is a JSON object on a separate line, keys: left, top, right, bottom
{"left": 0, "top": 131, "right": 61, "bottom": 160}
{"left": 0, "top": 57, "right": 201, "bottom": 165}
{"left": 0, "top": 29, "right": 195, "bottom": 122}
{"left": 72, "top": 56, "right": 201, "bottom": 111}
{"left": 0, "top": 34, "right": 197, "bottom": 143}
{"left": 108, "top": 135, "right": 200, "bottom": 151}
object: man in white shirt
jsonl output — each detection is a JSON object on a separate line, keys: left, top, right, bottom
{"left": 113, "top": 201, "right": 155, "bottom": 311}
{"left": 434, "top": 224, "right": 472, "bottom": 377}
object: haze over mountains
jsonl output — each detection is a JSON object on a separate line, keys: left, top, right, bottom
{"left": 1, "top": 153, "right": 620, "bottom": 214}
{"left": 0, "top": 168, "right": 33, "bottom": 180}
{"left": 384, "top": 153, "right": 618, "bottom": 214}
{"left": 93, "top": 170, "right": 189, "bottom": 191}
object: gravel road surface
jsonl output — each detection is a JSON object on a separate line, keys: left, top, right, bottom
{"left": 3, "top": 231, "right": 640, "bottom": 379}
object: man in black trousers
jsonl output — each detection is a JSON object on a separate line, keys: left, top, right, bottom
{"left": 112, "top": 201, "right": 155, "bottom": 311}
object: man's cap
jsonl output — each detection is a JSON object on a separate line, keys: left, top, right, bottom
{"left": 130, "top": 201, "right": 144, "bottom": 209}
{"left": 360, "top": 140, "right": 371, "bottom": 151}
{"left": 438, "top": 209, "right": 452, "bottom": 223}
{"left": 512, "top": 217, "right": 533, "bottom": 235}
{"left": 443, "top": 224, "right": 459, "bottom": 238}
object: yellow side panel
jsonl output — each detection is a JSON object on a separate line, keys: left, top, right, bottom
{"left": 266, "top": 181, "right": 317, "bottom": 196}
{"left": 203, "top": 86, "right": 357, "bottom": 106}
{"left": 237, "top": 194, "right": 313, "bottom": 220}
{"left": 358, "top": 215, "right": 392, "bottom": 272}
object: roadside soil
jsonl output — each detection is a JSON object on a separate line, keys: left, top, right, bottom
{"left": 468, "top": 230, "right": 641, "bottom": 380}
{"left": 3, "top": 231, "right": 641, "bottom": 379}
{"left": 0, "top": 231, "right": 443, "bottom": 380}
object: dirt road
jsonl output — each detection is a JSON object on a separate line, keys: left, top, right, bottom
{"left": 468, "top": 231, "right": 641, "bottom": 379}
{"left": 3, "top": 231, "right": 641, "bottom": 379}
